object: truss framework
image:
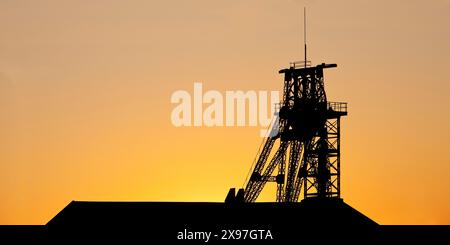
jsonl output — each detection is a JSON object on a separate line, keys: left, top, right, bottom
{"left": 243, "top": 63, "right": 347, "bottom": 202}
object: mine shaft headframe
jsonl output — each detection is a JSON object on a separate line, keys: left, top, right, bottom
{"left": 232, "top": 62, "right": 348, "bottom": 204}
{"left": 278, "top": 62, "right": 346, "bottom": 200}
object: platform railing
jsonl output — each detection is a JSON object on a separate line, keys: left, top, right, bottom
{"left": 327, "top": 102, "right": 347, "bottom": 113}
{"left": 290, "top": 60, "right": 312, "bottom": 68}
{"left": 275, "top": 102, "right": 347, "bottom": 113}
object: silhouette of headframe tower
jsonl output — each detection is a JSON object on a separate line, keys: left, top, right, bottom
{"left": 226, "top": 8, "right": 348, "bottom": 203}
{"left": 239, "top": 61, "right": 348, "bottom": 203}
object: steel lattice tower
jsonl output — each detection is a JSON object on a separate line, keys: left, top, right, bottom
{"left": 241, "top": 62, "right": 347, "bottom": 203}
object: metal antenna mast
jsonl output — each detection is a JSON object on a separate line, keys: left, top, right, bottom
{"left": 304, "top": 7, "right": 307, "bottom": 68}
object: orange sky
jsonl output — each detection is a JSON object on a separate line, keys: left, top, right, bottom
{"left": 1, "top": 0, "right": 450, "bottom": 225}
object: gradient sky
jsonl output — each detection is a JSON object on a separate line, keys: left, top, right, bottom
{"left": 1, "top": 0, "right": 450, "bottom": 225}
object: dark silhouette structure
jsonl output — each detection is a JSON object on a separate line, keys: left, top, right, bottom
{"left": 46, "top": 199, "right": 377, "bottom": 243}
{"left": 231, "top": 9, "right": 346, "bottom": 203}
{"left": 3, "top": 201, "right": 450, "bottom": 243}
{"left": 239, "top": 62, "right": 346, "bottom": 203}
